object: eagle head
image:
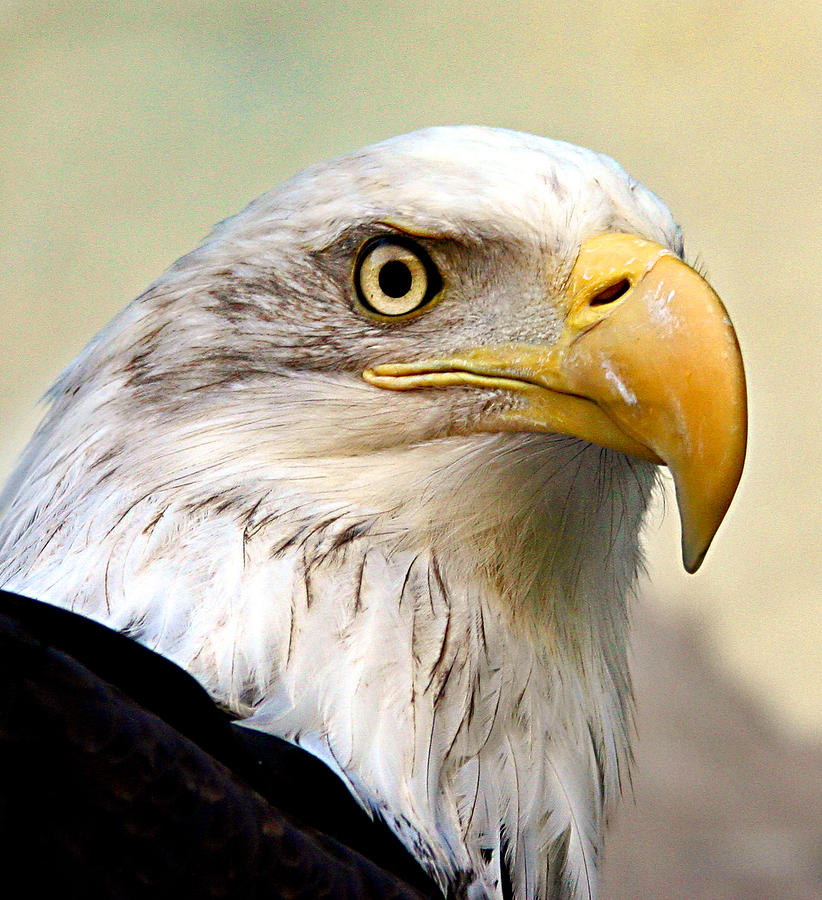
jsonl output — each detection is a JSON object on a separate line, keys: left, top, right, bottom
{"left": 0, "top": 127, "right": 746, "bottom": 899}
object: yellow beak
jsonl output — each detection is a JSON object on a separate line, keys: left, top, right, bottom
{"left": 364, "top": 233, "right": 747, "bottom": 572}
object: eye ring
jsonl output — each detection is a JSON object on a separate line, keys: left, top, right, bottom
{"left": 354, "top": 237, "right": 442, "bottom": 318}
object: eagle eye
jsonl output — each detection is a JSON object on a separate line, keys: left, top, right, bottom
{"left": 354, "top": 237, "right": 442, "bottom": 317}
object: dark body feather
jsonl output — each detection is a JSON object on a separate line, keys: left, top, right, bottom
{"left": 0, "top": 590, "right": 440, "bottom": 899}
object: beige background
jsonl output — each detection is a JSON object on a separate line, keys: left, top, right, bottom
{"left": 1, "top": 0, "right": 820, "bottom": 744}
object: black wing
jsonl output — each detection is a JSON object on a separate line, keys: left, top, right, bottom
{"left": 0, "top": 590, "right": 440, "bottom": 899}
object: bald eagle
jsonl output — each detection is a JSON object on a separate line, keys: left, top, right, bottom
{"left": 0, "top": 127, "right": 746, "bottom": 899}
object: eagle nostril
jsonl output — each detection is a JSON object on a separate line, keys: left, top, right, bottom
{"left": 590, "top": 278, "right": 630, "bottom": 306}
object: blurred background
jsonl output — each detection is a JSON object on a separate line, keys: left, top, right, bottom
{"left": 1, "top": 0, "right": 820, "bottom": 894}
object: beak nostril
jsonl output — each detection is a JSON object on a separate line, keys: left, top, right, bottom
{"left": 590, "top": 278, "right": 631, "bottom": 306}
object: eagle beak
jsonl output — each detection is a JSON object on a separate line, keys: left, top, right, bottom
{"left": 363, "top": 233, "right": 747, "bottom": 572}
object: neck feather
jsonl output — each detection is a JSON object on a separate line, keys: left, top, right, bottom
{"left": 0, "top": 374, "right": 655, "bottom": 900}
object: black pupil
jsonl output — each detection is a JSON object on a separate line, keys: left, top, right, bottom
{"left": 378, "top": 260, "right": 413, "bottom": 298}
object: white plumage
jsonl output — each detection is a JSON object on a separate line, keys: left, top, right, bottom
{"left": 0, "top": 127, "right": 745, "bottom": 899}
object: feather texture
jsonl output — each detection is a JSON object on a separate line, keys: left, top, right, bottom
{"left": 0, "top": 126, "right": 676, "bottom": 899}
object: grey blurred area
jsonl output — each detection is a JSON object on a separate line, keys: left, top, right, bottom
{"left": 1, "top": 0, "right": 820, "bottom": 894}
{"left": 603, "top": 606, "right": 822, "bottom": 898}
